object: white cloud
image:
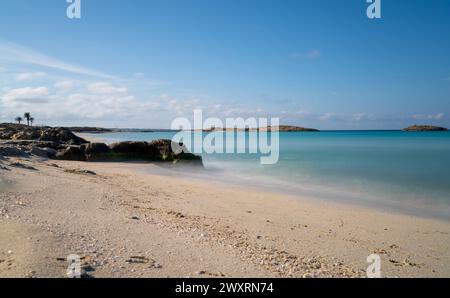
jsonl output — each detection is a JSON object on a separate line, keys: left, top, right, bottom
{"left": 88, "top": 82, "right": 128, "bottom": 95}
{"left": 412, "top": 113, "right": 445, "bottom": 120}
{"left": 54, "top": 80, "right": 75, "bottom": 90}
{"left": 15, "top": 71, "right": 46, "bottom": 81}
{"left": 2, "top": 86, "right": 49, "bottom": 104}
{"left": 0, "top": 40, "right": 117, "bottom": 80}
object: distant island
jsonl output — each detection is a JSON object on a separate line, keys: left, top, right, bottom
{"left": 256, "top": 125, "right": 319, "bottom": 132}
{"left": 66, "top": 127, "right": 114, "bottom": 133}
{"left": 67, "top": 127, "right": 160, "bottom": 133}
{"left": 195, "top": 125, "right": 319, "bottom": 132}
{"left": 403, "top": 125, "right": 448, "bottom": 132}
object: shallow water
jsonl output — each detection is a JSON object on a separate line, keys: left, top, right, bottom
{"left": 81, "top": 130, "right": 450, "bottom": 219}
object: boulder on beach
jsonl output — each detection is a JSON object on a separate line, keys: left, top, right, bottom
{"left": 110, "top": 141, "right": 149, "bottom": 156}
{"left": 39, "top": 127, "right": 88, "bottom": 145}
{"left": 56, "top": 145, "right": 87, "bottom": 161}
{"left": 84, "top": 143, "right": 111, "bottom": 161}
{"left": 29, "top": 147, "right": 57, "bottom": 159}
{"left": 0, "top": 146, "right": 29, "bottom": 158}
{"left": 109, "top": 139, "right": 203, "bottom": 164}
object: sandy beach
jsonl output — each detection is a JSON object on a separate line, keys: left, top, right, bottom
{"left": 1, "top": 156, "right": 449, "bottom": 278}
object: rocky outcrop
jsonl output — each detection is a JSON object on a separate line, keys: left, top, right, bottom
{"left": 39, "top": 127, "right": 88, "bottom": 145}
{"left": 0, "top": 123, "right": 202, "bottom": 165}
{"left": 84, "top": 143, "right": 110, "bottom": 161}
{"left": 0, "top": 124, "right": 88, "bottom": 145}
{"left": 52, "top": 140, "right": 202, "bottom": 165}
{"left": 56, "top": 146, "right": 87, "bottom": 161}
{"left": 110, "top": 141, "right": 149, "bottom": 157}
{"left": 30, "top": 147, "right": 57, "bottom": 159}
{"left": 403, "top": 125, "right": 448, "bottom": 132}
{"left": 11, "top": 128, "right": 42, "bottom": 140}
{"left": 0, "top": 146, "right": 29, "bottom": 158}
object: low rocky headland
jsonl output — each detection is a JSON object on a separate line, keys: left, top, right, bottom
{"left": 0, "top": 123, "right": 202, "bottom": 165}
{"left": 403, "top": 125, "right": 448, "bottom": 132}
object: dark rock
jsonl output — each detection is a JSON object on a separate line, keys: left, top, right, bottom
{"left": 148, "top": 139, "right": 202, "bottom": 164}
{"left": 39, "top": 127, "right": 88, "bottom": 145}
{"left": 84, "top": 143, "right": 111, "bottom": 161}
{"left": 0, "top": 146, "right": 29, "bottom": 158}
{"left": 110, "top": 141, "right": 149, "bottom": 157}
{"left": 1, "top": 140, "right": 62, "bottom": 150}
{"left": 0, "top": 129, "right": 18, "bottom": 140}
{"left": 29, "top": 147, "right": 57, "bottom": 159}
{"left": 56, "top": 145, "right": 86, "bottom": 161}
{"left": 12, "top": 128, "right": 42, "bottom": 140}
{"left": 403, "top": 125, "right": 448, "bottom": 132}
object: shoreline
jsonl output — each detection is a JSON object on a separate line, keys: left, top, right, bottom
{"left": 1, "top": 156, "right": 449, "bottom": 277}
{"left": 76, "top": 132, "right": 450, "bottom": 222}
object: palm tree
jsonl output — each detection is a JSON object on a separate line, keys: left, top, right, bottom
{"left": 29, "top": 117, "right": 35, "bottom": 127}
{"left": 24, "top": 112, "right": 31, "bottom": 126}
{"left": 15, "top": 117, "right": 23, "bottom": 124}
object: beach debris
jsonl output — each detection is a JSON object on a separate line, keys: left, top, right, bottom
{"left": 373, "top": 248, "right": 388, "bottom": 255}
{"left": 389, "top": 259, "right": 402, "bottom": 266}
{"left": 130, "top": 216, "right": 140, "bottom": 220}
{"left": 403, "top": 258, "right": 420, "bottom": 267}
{"left": 195, "top": 270, "right": 226, "bottom": 277}
{"left": 126, "top": 256, "right": 151, "bottom": 264}
{"left": 64, "top": 169, "right": 96, "bottom": 176}
{"left": 125, "top": 256, "right": 162, "bottom": 269}
{"left": 167, "top": 211, "right": 185, "bottom": 218}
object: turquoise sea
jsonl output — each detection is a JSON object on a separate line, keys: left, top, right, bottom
{"left": 82, "top": 131, "right": 450, "bottom": 220}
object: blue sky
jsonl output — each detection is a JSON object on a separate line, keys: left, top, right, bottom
{"left": 0, "top": 0, "right": 449, "bottom": 129}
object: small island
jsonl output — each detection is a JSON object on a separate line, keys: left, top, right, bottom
{"left": 403, "top": 125, "right": 448, "bottom": 132}
{"left": 197, "top": 125, "right": 319, "bottom": 132}
{"left": 256, "top": 125, "right": 319, "bottom": 132}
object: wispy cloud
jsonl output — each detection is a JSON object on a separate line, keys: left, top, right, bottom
{"left": 0, "top": 40, "right": 117, "bottom": 80}
{"left": 15, "top": 71, "right": 46, "bottom": 81}
{"left": 412, "top": 113, "right": 445, "bottom": 120}
{"left": 290, "top": 49, "right": 321, "bottom": 60}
